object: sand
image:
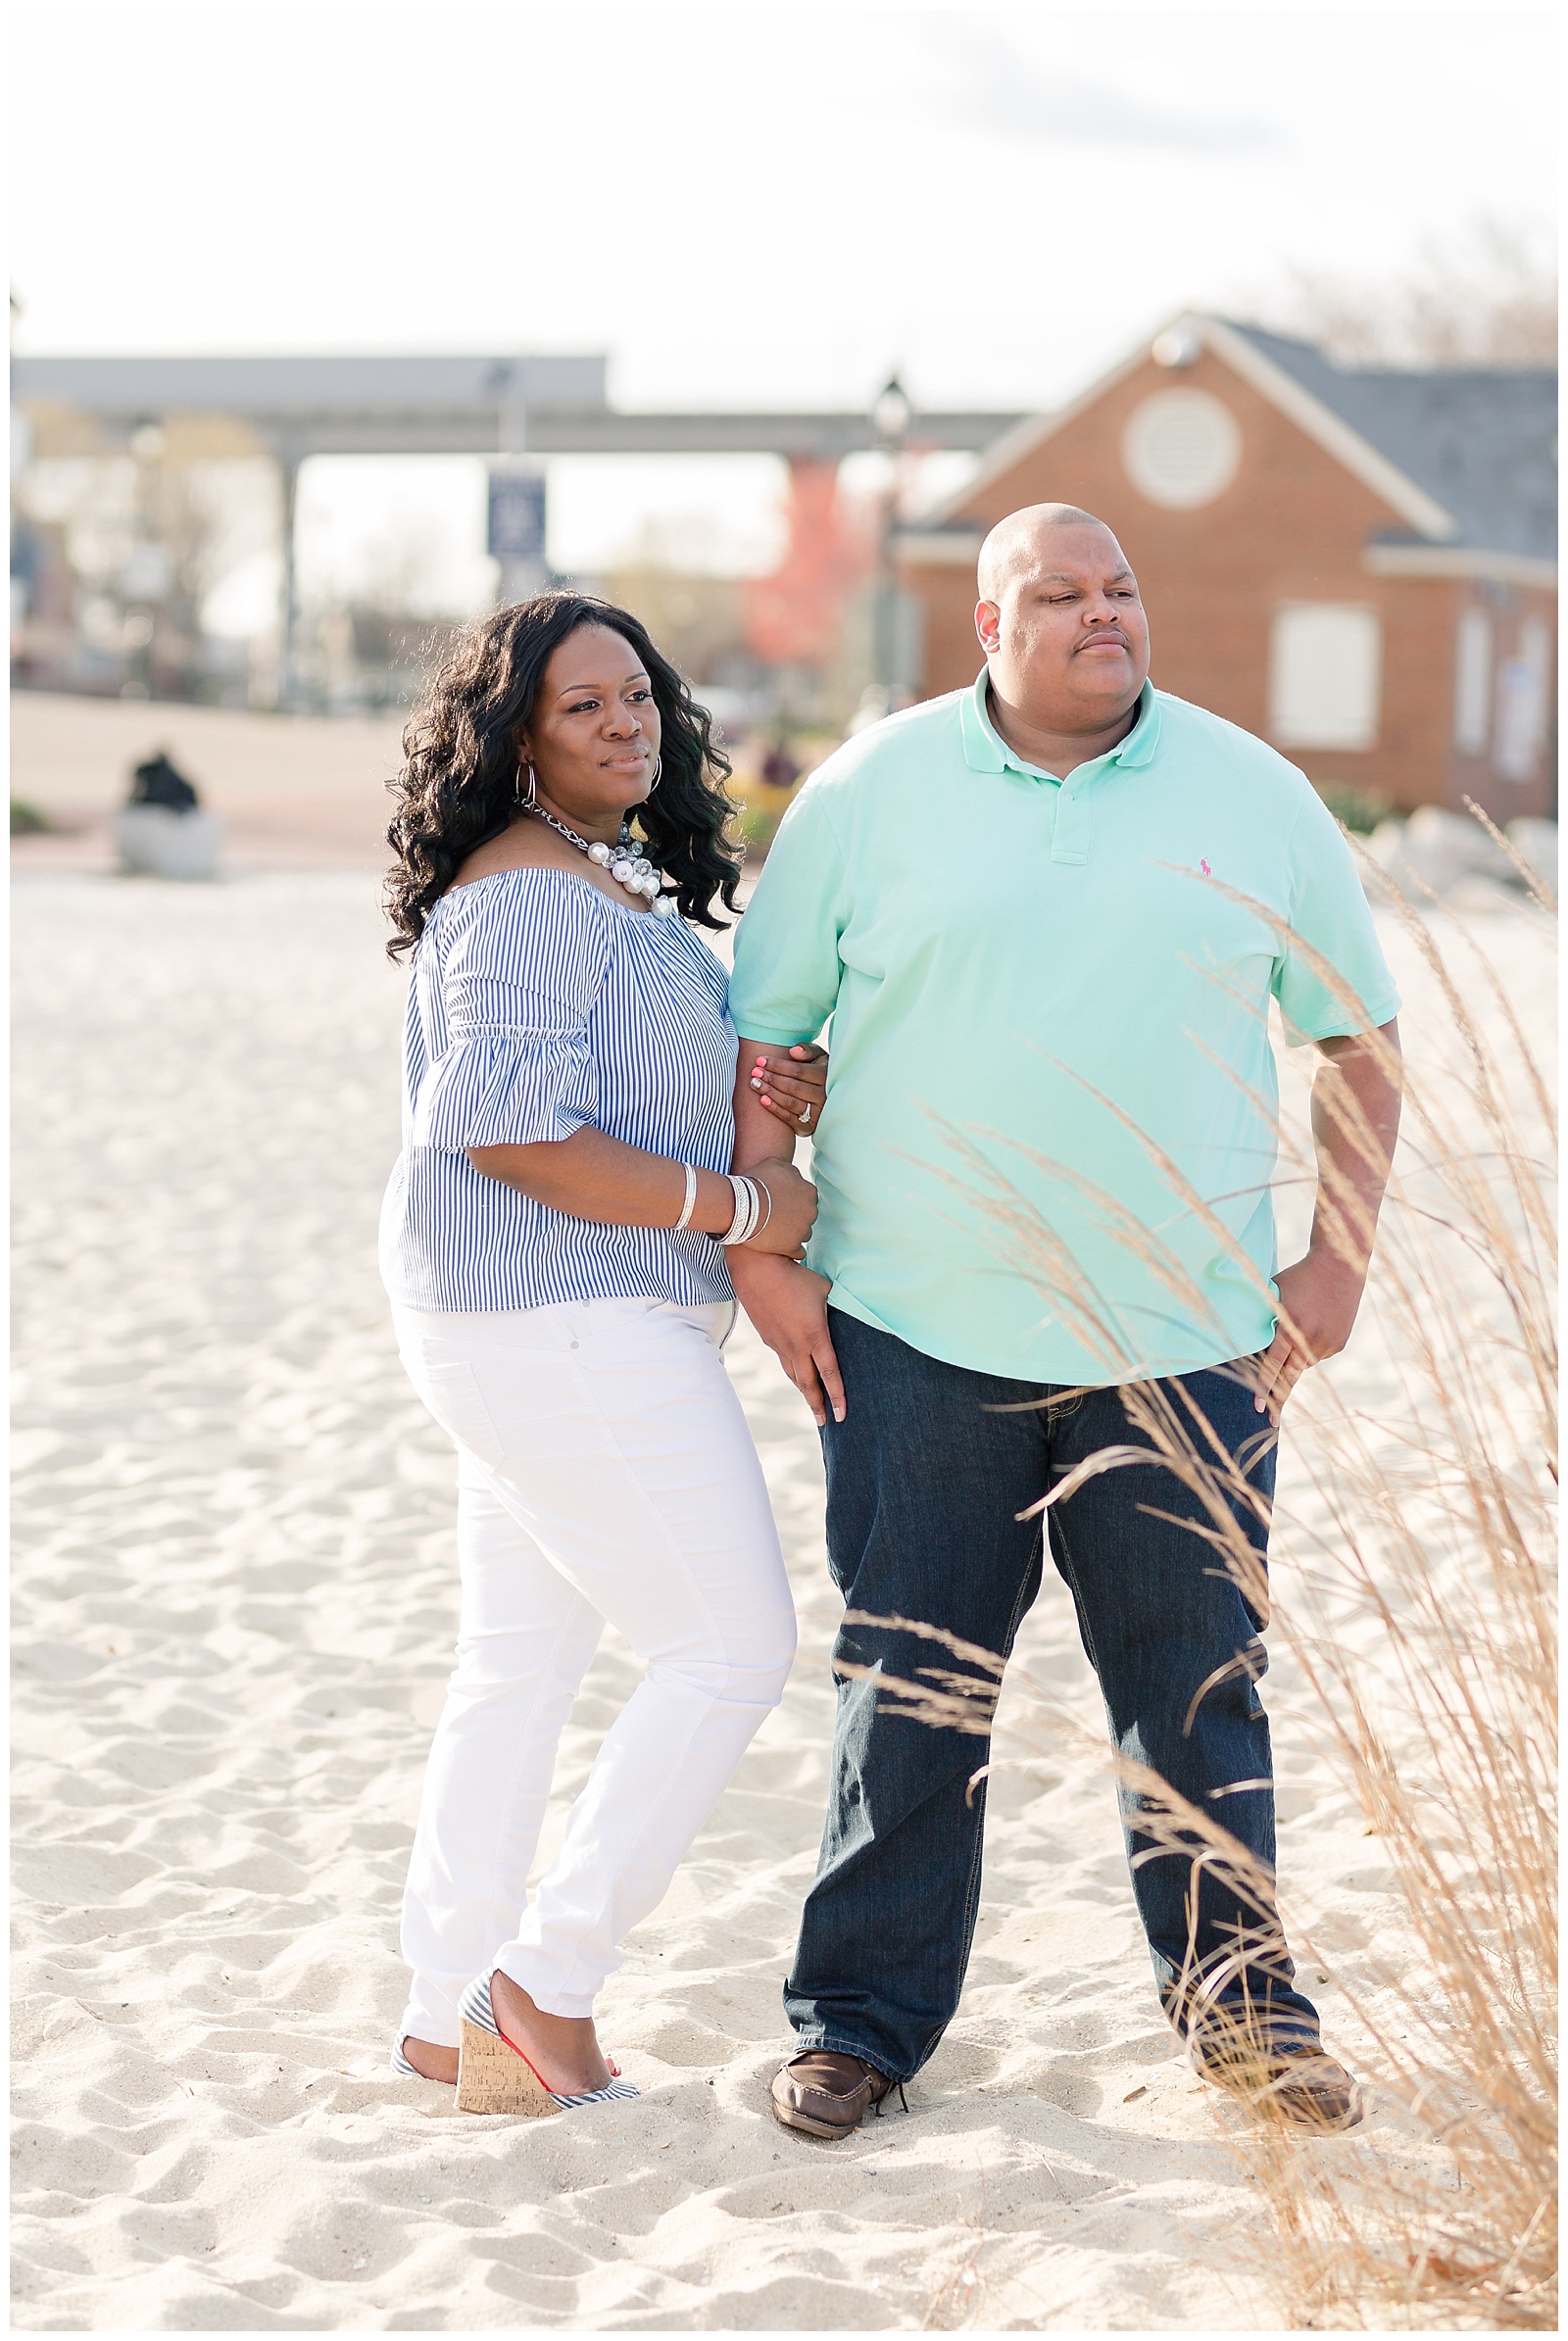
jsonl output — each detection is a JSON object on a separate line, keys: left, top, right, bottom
{"left": 11, "top": 809, "right": 1554, "bottom": 2329}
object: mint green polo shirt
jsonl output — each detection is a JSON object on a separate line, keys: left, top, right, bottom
{"left": 727, "top": 673, "right": 1400, "bottom": 1386}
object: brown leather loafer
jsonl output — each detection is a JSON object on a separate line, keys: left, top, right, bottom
{"left": 770, "top": 2049, "right": 904, "bottom": 2140}
{"left": 1195, "top": 2038, "right": 1364, "bottom": 2131}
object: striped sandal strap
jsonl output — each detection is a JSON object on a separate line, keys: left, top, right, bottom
{"left": 389, "top": 2042, "right": 421, "bottom": 2077}
{"left": 458, "top": 1973, "right": 504, "bottom": 2038}
{"left": 551, "top": 2077, "right": 641, "bottom": 2107}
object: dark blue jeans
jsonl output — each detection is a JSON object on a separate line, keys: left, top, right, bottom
{"left": 783, "top": 1308, "right": 1321, "bottom": 2081}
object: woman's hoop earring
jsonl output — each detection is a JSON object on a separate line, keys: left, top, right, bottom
{"left": 518, "top": 760, "right": 538, "bottom": 809}
{"left": 648, "top": 755, "right": 662, "bottom": 794}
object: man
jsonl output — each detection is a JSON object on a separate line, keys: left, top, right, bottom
{"left": 726, "top": 504, "right": 1402, "bottom": 2141}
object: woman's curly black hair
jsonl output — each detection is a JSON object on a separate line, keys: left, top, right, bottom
{"left": 384, "top": 592, "right": 744, "bottom": 956}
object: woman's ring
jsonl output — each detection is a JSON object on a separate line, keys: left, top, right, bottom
{"left": 799, "top": 1103, "right": 811, "bottom": 1123}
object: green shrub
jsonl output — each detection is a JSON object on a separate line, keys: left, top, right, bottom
{"left": 1313, "top": 780, "right": 1393, "bottom": 834}
{"left": 730, "top": 781, "right": 799, "bottom": 861}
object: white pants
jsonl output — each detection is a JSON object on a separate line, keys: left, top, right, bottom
{"left": 390, "top": 1295, "right": 797, "bottom": 2045}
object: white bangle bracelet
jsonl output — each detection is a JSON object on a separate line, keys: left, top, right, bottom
{"left": 673, "top": 1162, "right": 699, "bottom": 1232}
{"left": 722, "top": 1173, "right": 760, "bottom": 1245}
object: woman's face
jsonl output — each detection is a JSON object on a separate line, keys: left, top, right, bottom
{"left": 517, "top": 624, "right": 662, "bottom": 839}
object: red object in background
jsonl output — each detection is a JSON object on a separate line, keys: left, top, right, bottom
{"left": 744, "top": 459, "right": 872, "bottom": 668}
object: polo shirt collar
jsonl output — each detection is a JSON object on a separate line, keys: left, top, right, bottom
{"left": 961, "top": 669, "right": 1160, "bottom": 781}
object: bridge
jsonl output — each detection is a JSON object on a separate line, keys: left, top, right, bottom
{"left": 13, "top": 352, "right": 1022, "bottom": 702}
{"left": 11, "top": 352, "right": 1021, "bottom": 461}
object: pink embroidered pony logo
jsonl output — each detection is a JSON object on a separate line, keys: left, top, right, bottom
{"left": 1200, "top": 858, "right": 1212, "bottom": 876}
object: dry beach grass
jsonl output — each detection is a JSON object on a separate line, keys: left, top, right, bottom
{"left": 869, "top": 860, "right": 1558, "bottom": 2327}
{"left": 1236, "top": 869, "right": 1558, "bottom": 2329}
{"left": 9, "top": 842, "right": 1554, "bottom": 2329}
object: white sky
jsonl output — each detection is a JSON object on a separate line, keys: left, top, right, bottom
{"left": 11, "top": 2, "right": 1558, "bottom": 622}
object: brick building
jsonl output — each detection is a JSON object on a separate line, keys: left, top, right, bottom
{"left": 899, "top": 317, "right": 1556, "bottom": 818}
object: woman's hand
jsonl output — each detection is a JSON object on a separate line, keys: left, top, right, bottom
{"left": 726, "top": 1253, "right": 844, "bottom": 1424}
{"left": 749, "top": 1044, "right": 827, "bottom": 1135}
{"left": 735, "top": 1159, "right": 817, "bottom": 1259}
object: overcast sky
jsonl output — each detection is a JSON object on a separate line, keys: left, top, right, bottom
{"left": 12, "top": 2, "right": 1558, "bottom": 608}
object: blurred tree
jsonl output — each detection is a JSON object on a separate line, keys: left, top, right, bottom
{"left": 604, "top": 554, "right": 748, "bottom": 686}
{"left": 308, "top": 516, "right": 466, "bottom": 709}
{"left": 743, "top": 460, "right": 872, "bottom": 671}
{"left": 350, "top": 515, "right": 458, "bottom": 622}
{"left": 13, "top": 450, "right": 274, "bottom": 699}
{"left": 1271, "top": 217, "right": 1556, "bottom": 366}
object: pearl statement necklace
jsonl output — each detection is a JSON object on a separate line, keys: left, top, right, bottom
{"left": 530, "top": 806, "right": 676, "bottom": 917}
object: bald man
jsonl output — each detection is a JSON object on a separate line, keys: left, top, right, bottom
{"left": 727, "top": 507, "right": 1402, "bottom": 2140}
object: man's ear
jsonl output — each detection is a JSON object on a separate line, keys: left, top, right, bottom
{"left": 974, "top": 600, "right": 1002, "bottom": 655}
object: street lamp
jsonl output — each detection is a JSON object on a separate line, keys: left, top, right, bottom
{"left": 872, "top": 374, "right": 912, "bottom": 448}
{"left": 858, "top": 374, "right": 920, "bottom": 728}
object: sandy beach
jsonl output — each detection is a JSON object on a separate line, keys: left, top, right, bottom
{"left": 11, "top": 756, "right": 1554, "bottom": 2327}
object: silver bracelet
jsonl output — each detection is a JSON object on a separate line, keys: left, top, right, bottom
{"left": 752, "top": 1173, "right": 773, "bottom": 1235}
{"left": 722, "top": 1173, "right": 760, "bottom": 1245}
{"left": 673, "top": 1162, "right": 699, "bottom": 1232}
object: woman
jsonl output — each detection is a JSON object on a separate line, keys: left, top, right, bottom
{"left": 380, "top": 593, "right": 824, "bottom": 2116}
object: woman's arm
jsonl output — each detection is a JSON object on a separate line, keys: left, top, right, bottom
{"left": 470, "top": 1131, "right": 732, "bottom": 1237}
{"left": 467, "top": 1128, "right": 816, "bottom": 1255}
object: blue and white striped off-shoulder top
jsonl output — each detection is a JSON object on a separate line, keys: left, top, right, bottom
{"left": 379, "top": 868, "right": 738, "bottom": 1312}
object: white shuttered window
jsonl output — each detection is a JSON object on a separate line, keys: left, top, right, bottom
{"left": 1495, "top": 618, "right": 1550, "bottom": 783}
{"left": 1453, "top": 608, "right": 1493, "bottom": 756}
{"left": 1269, "top": 605, "right": 1382, "bottom": 752}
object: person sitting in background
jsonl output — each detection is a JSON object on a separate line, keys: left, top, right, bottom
{"left": 760, "top": 737, "right": 801, "bottom": 793}
{"left": 128, "top": 751, "right": 199, "bottom": 811}
{"left": 724, "top": 504, "right": 1403, "bottom": 2142}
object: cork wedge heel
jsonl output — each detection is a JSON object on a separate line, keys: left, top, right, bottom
{"left": 456, "top": 2016, "right": 558, "bottom": 2116}
{"left": 455, "top": 1973, "right": 640, "bottom": 2118}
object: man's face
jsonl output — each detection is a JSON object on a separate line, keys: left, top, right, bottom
{"left": 975, "top": 524, "right": 1151, "bottom": 732}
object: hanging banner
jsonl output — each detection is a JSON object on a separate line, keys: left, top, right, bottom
{"left": 487, "top": 469, "right": 547, "bottom": 565}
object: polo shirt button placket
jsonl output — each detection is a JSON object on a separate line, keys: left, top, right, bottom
{"left": 1052, "top": 784, "right": 1091, "bottom": 868}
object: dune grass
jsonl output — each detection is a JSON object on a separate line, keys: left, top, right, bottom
{"left": 854, "top": 860, "right": 1556, "bottom": 2327}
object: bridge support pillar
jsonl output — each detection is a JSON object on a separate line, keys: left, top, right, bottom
{"left": 276, "top": 447, "right": 301, "bottom": 709}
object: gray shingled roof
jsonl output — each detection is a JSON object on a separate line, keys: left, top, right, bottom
{"left": 1223, "top": 323, "right": 1557, "bottom": 560}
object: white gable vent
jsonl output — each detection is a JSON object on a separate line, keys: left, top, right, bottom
{"left": 1122, "top": 389, "right": 1242, "bottom": 510}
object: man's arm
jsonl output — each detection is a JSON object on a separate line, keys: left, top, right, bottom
{"left": 1255, "top": 1016, "right": 1402, "bottom": 1418}
{"left": 728, "top": 1038, "right": 846, "bottom": 1427}
{"left": 723, "top": 775, "right": 851, "bottom": 1425}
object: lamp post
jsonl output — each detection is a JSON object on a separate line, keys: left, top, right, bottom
{"left": 863, "top": 373, "right": 919, "bottom": 724}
